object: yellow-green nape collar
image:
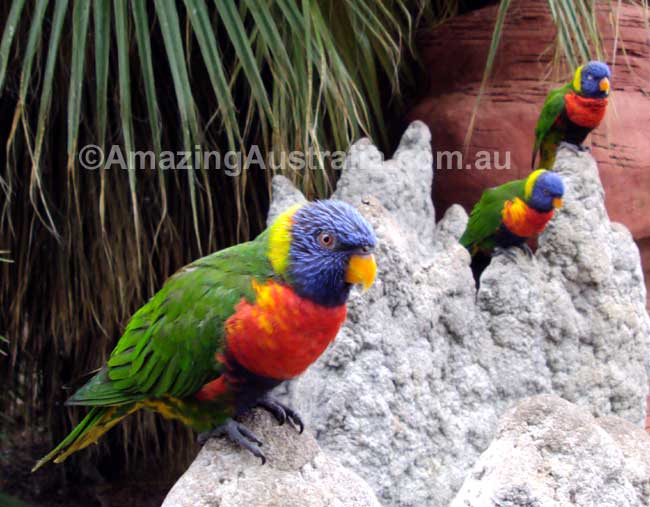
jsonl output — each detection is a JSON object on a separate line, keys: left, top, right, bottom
{"left": 525, "top": 169, "right": 546, "bottom": 201}
{"left": 267, "top": 203, "right": 305, "bottom": 274}
{"left": 573, "top": 64, "right": 584, "bottom": 92}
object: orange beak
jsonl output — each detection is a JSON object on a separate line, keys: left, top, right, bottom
{"left": 599, "top": 77, "right": 610, "bottom": 94}
{"left": 552, "top": 197, "right": 563, "bottom": 209}
{"left": 345, "top": 254, "right": 377, "bottom": 291}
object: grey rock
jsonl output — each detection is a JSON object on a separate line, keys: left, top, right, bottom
{"left": 278, "top": 130, "right": 649, "bottom": 506}
{"left": 168, "top": 124, "right": 650, "bottom": 507}
{"left": 450, "top": 395, "right": 650, "bottom": 507}
{"left": 334, "top": 120, "right": 435, "bottom": 251}
{"left": 161, "top": 411, "right": 381, "bottom": 507}
{"left": 266, "top": 175, "right": 307, "bottom": 227}
{"left": 433, "top": 204, "right": 469, "bottom": 252}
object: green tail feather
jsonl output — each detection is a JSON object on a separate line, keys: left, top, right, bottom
{"left": 65, "top": 367, "right": 142, "bottom": 406}
{"left": 32, "top": 404, "right": 138, "bottom": 471}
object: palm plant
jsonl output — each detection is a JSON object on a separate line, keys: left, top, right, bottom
{"left": 0, "top": 0, "right": 634, "bottom": 499}
{"left": 0, "top": 0, "right": 424, "bottom": 483}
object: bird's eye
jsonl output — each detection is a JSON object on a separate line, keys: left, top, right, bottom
{"left": 318, "top": 231, "right": 335, "bottom": 249}
{"left": 587, "top": 75, "right": 594, "bottom": 80}
{"left": 543, "top": 189, "right": 550, "bottom": 196}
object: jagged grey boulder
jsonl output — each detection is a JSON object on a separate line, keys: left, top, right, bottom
{"left": 450, "top": 395, "right": 650, "bottom": 507}
{"left": 166, "top": 122, "right": 649, "bottom": 507}
{"left": 266, "top": 175, "right": 307, "bottom": 227}
{"left": 161, "top": 411, "right": 381, "bottom": 507}
{"left": 334, "top": 122, "right": 436, "bottom": 250}
{"left": 276, "top": 123, "right": 650, "bottom": 506}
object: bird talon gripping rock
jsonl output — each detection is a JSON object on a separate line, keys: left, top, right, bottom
{"left": 223, "top": 419, "right": 267, "bottom": 465}
{"left": 518, "top": 243, "right": 535, "bottom": 259}
{"left": 256, "top": 396, "right": 304, "bottom": 433}
{"left": 558, "top": 141, "right": 583, "bottom": 154}
{"left": 493, "top": 247, "right": 518, "bottom": 261}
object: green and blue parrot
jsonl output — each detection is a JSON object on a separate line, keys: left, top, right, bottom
{"left": 460, "top": 169, "right": 565, "bottom": 282}
{"left": 532, "top": 61, "right": 611, "bottom": 170}
{"left": 33, "top": 200, "right": 377, "bottom": 469}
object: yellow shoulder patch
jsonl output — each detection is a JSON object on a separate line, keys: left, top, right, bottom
{"left": 525, "top": 169, "right": 546, "bottom": 201}
{"left": 502, "top": 197, "right": 528, "bottom": 224}
{"left": 268, "top": 203, "right": 304, "bottom": 274}
{"left": 572, "top": 65, "right": 584, "bottom": 92}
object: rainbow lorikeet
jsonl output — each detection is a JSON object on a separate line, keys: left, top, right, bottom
{"left": 531, "top": 61, "right": 611, "bottom": 170}
{"left": 460, "top": 169, "right": 564, "bottom": 281}
{"left": 33, "top": 200, "right": 377, "bottom": 470}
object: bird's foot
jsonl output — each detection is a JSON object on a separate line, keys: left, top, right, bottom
{"left": 559, "top": 141, "right": 590, "bottom": 154}
{"left": 256, "top": 396, "right": 304, "bottom": 434}
{"left": 518, "top": 243, "right": 535, "bottom": 259}
{"left": 493, "top": 247, "right": 518, "bottom": 261}
{"left": 198, "top": 419, "right": 266, "bottom": 464}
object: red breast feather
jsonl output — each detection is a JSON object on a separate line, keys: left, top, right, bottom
{"left": 565, "top": 92, "right": 607, "bottom": 128}
{"left": 502, "top": 198, "right": 554, "bottom": 238}
{"left": 224, "top": 280, "right": 347, "bottom": 380}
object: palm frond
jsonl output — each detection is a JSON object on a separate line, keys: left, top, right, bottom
{"left": 0, "top": 0, "right": 26, "bottom": 94}
{"left": 0, "top": 334, "right": 8, "bottom": 356}
{"left": 0, "top": 0, "right": 421, "bottom": 479}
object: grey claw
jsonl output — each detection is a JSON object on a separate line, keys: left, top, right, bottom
{"left": 198, "top": 419, "right": 266, "bottom": 464}
{"left": 518, "top": 243, "right": 534, "bottom": 259}
{"left": 257, "top": 396, "right": 305, "bottom": 434}
{"left": 559, "top": 141, "right": 579, "bottom": 153}
{"left": 236, "top": 422, "right": 264, "bottom": 447}
{"left": 493, "top": 247, "right": 518, "bottom": 261}
{"left": 559, "top": 141, "right": 589, "bottom": 154}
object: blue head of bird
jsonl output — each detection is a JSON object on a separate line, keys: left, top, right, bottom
{"left": 528, "top": 170, "right": 565, "bottom": 212}
{"left": 276, "top": 200, "right": 377, "bottom": 307}
{"left": 575, "top": 61, "right": 611, "bottom": 98}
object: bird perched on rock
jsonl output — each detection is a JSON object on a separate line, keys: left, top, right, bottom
{"left": 460, "top": 170, "right": 564, "bottom": 283}
{"left": 531, "top": 60, "right": 611, "bottom": 170}
{"left": 33, "top": 200, "right": 377, "bottom": 470}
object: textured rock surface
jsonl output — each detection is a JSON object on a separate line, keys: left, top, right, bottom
{"left": 266, "top": 175, "right": 307, "bottom": 227}
{"left": 167, "top": 122, "right": 649, "bottom": 506}
{"left": 334, "top": 122, "right": 436, "bottom": 250}
{"left": 451, "top": 395, "right": 650, "bottom": 507}
{"left": 278, "top": 124, "right": 650, "bottom": 506}
{"left": 408, "top": 0, "right": 650, "bottom": 306}
{"left": 161, "top": 411, "right": 380, "bottom": 507}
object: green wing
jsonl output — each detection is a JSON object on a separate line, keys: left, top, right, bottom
{"left": 460, "top": 179, "right": 526, "bottom": 252}
{"left": 531, "top": 83, "right": 571, "bottom": 169}
{"left": 67, "top": 232, "right": 274, "bottom": 406}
